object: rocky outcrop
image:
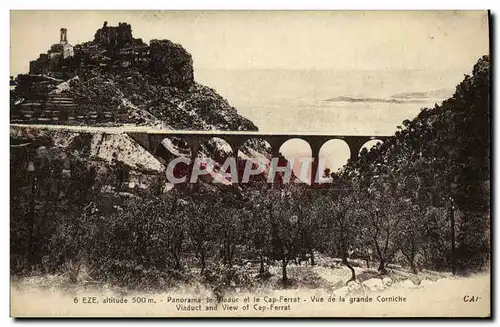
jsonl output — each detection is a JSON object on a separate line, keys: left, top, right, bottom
{"left": 93, "top": 21, "right": 134, "bottom": 49}
{"left": 15, "top": 21, "right": 256, "bottom": 132}
{"left": 363, "top": 278, "right": 384, "bottom": 292}
{"left": 10, "top": 125, "right": 165, "bottom": 172}
{"left": 148, "top": 39, "right": 194, "bottom": 90}
{"left": 27, "top": 21, "right": 192, "bottom": 91}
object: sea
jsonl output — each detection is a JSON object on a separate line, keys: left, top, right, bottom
{"left": 195, "top": 68, "right": 468, "bottom": 172}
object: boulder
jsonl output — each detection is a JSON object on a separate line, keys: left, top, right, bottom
{"left": 363, "top": 278, "right": 384, "bottom": 291}
{"left": 148, "top": 39, "right": 194, "bottom": 90}
{"left": 94, "top": 21, "right": 133, "bottom": 49}
{"left": 347, "top": 280, "right": 363, "bottom": 291}
{"left": 382, "top": 277, "right": 393, "bottom": 287}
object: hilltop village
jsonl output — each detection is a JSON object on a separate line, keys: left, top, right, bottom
{"left": 11, "top": 22, "right": 257, "bottom": 132}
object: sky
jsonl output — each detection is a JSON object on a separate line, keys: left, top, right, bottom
{"left": 10, "top": 10, "right": 489, "bottom": 75}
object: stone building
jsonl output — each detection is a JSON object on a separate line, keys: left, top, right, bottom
{"left": 48, "top": 28, "right": 74, "bottom": 59}
{"left": 30, "top": 28, "right": 74, "bottom": 75}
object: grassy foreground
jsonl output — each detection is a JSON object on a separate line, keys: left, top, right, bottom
{"left": 10, "top": 256, "right": 490, "bottom": 318}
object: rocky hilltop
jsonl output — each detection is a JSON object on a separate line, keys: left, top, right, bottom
{"left": 12, "top": 21, "right": 258, "bottom": 131}
{"left": 10, "top": 22, "right": 292, "bottom": 190}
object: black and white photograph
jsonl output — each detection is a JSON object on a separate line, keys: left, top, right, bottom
{"left": 9, "top": 10, "right": 491, "bottom": 317}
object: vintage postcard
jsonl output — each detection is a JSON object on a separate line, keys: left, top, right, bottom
{"left": 10, "top": 10, "right": 491, "bottom": 318}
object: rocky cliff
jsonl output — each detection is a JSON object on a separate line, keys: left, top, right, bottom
{"left": 93, "top": 21, "right": 135, "bottom": 49}
{"left": 11, "top": 22, "right": 276, "bottom": 191}
{"left": 13, "top": 21, "right": 257, "bottom": 132}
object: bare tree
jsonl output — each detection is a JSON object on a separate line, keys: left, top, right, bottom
{"left": 267, "top": 185, "right": 301, "bottom": 286}
{"left": 360, "top": 180, "right": 406, "bottom": 275}
{"left": 185, "top": 197, "right": 215, "bottom": 274}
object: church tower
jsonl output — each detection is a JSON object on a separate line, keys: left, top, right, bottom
{"left": 60, "top": 28, "right": 68, "bottom": 44}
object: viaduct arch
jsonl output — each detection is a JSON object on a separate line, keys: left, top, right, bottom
{"left": 126, "top": 130, "right": 390, "bottom": 185}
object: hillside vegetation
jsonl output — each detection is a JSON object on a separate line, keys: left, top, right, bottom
{"left": 324, "top": 55, "right": 490, "bottom": 276}
{"left": 11, "top": 56, "right": 490, "bottom": 296}
{"left": 12, "top": 21, "right": 258, "bottom": 131}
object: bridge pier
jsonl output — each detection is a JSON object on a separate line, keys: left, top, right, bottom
{"left": 309, "top": 143, "right": 322, "bottom": 185}
{"left": 188, "top": 136, "right": 201, "bottom": 185}
{"left": 221, "top": 137, "right": 246, "bottom": 185}
{"left": 342, "top": 136, "right": 386, "bottom": 162}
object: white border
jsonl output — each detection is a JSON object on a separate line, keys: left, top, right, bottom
{"left": 4, "top": 1, "right": 499, "bottom": 10}
{"left": 2, "top": 1, "right": 498, "bottom": 326}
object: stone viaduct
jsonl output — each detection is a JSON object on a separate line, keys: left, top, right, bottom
{"left": 126, "top": 130, "right": 390, "bottom": 185}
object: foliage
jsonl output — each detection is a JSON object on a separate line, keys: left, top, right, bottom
{"left": 338, "top": 55, "right": 491, "bottom": 273}
{"left": 10, "top": 56, "right": 491, "bottom": 290}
